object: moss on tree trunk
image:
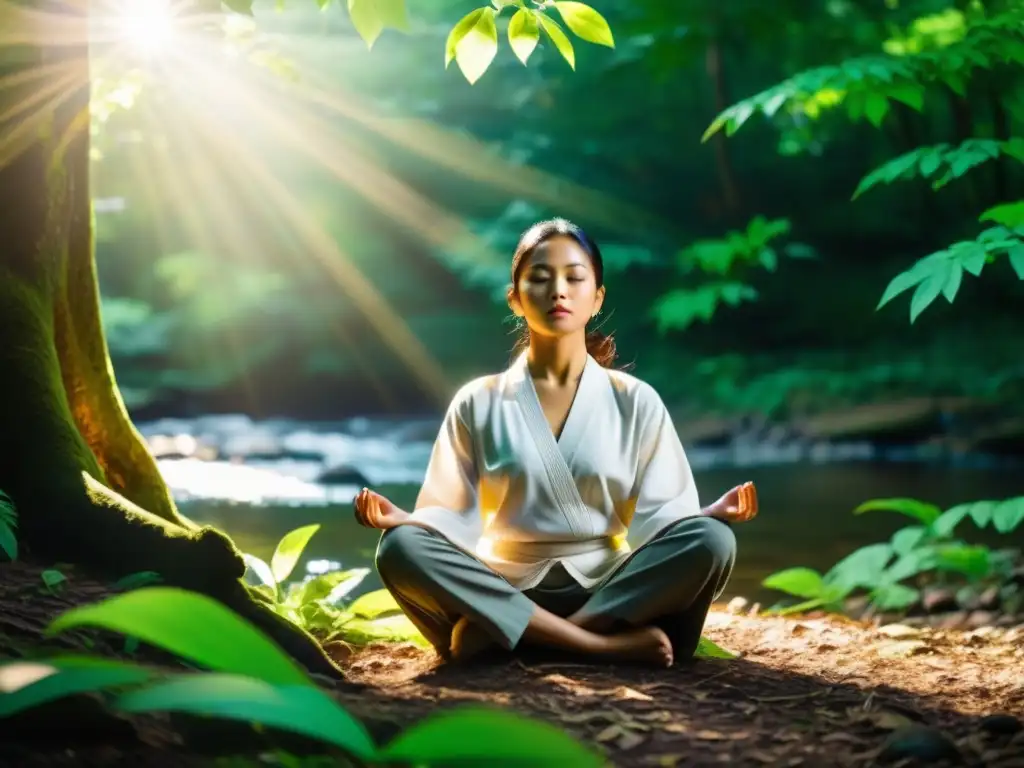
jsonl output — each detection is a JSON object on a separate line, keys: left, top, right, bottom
{"left": 0, "top": 0, "right": 343, "bottom": 679}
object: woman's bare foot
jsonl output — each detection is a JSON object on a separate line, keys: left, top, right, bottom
{"left": 599, "top": 626, "right": 674, "bottom": 667}
{"left": 450, "top": 616, "right": 498, "bottom": 662}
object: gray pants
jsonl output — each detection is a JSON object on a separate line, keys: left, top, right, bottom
{"left": 375, "top": 515, "right": 736, "bottom": 661}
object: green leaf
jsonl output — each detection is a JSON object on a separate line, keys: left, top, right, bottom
{"left": 270, "top": 524, "right": 321, "bottom": 584}
{"left": 695, "top": 636, "right": 737, "bottom": 659}
{"left": 1008, "top": 244, "right": 1024, "bottom": 279}
{"left": 853, "top": 497, "right": 942, "bottom": 525}
{"left": 864, "top": 92, "right": 890, "bottom": 126}
{"left": 871, "top": 583, "right": 920, "bottom": 610}
{"left": 552, "top": 2, "right": 614, "bottom": 48}
{"left": 762, "top": 567, "right": 824, "bottom": 599}
{"left": 46, "top": 587, "right": 310, "bottom": 686}
{"left": 507, "top": 8, "right": 540, "bottom": 65}
{"left": 980, "top": 201, "right": 1024, "bottom": 228}
{"left": 933, "top": 544, "right": 991, "bottom": 580}
{"left": 771, "top": 597, "right": 827, "bottom": 616}
{"left": 112, "top": 571, "right": 163, "bottom": 591}
{"left": 955, "top": 243, "right": 987, "bottom": 276}
{"left": 759, "top": 248, "right": 779, "bottom": 272}
{"left": 117, "top": 674, "right": 376, "bottom": 759}
{"left": 348, "top": 0, "right": 408, "bottom": 48}
{"left": 825, "top": 543, "right": 894, "bottom": 591}
{"left": 992, "top": 497, "right": 1024, "bottom": 534}
{"left": 347, "top": 588, "right": 403, "bottom": 619}
{"left": 446, "top": 8, "right": 485, "bottom": 66}
{"left": 891, "top": 526, "right": 927, "bottom": 555}
{"left": 887, "top": 81, "right": 924, "bottom": 110}
{"left": 293, "top": 569, "right": 366, "bottom": 606}
{"left": 450, "top": 7, "right": 499, "bottom": 84}
{"left": 909, "top": 266, "right": 947, "bottom": 323}
{"left": 0, "top": 657, "right": 153, "bottom": 717}
{"left": 223, "top": 0, "right": 254, "bottom": 15}
{"left": 0, "top": 489, "right": 16, "bottom": 561}
{"left": 243, "top": 554, "right": 276, "bottom": 589}
{"left": 883, "top": 550, "right": 933, "bottom": 583}
{"left": 965, "top": 500, "right": 996, "bottom": 527}
{"left": 42, "top": 569, "right": 67, "bottom": 593}
{"left": 331, "top": 613, "right": 426, "bottom": 645}
{"left": 941, "top": 262, "right": 962, "bottom": 302}
{"left": 876, "top": 263, "right": 928, "bottom": 308}
{"left": 538, "top": 13, "right": 575, "bottom": 70}
{"left": 933, "top": 505, "right": 971, "bottom": 537}
{"left": 380, "top": 706, "right": 604, "bottom": 766}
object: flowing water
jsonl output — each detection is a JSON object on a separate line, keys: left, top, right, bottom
{"left": 144, "top": 415, "right": 1024, "bottom": 605}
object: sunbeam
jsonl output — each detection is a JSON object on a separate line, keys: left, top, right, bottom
{"left": 4, "top": 0, "right": 659, "bottom": 409}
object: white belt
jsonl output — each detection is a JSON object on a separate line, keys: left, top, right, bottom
{"left": 490, "top": 537, "right": 618, "bottom": 563}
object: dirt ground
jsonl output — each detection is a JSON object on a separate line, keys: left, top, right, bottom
{"left": 1, "top": 560, "right": 1022, "bottom": 767}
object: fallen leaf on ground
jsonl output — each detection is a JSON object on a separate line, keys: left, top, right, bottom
{"left": 849, "top": 708, "right": 916, "bottom": 730}
{"left": 876, "top": 639, "right": 930, "bottom": 658}
{"left": 878, "top": 624, "right": 924, "bottom": 639}
{"left": 821, "top": 732, "right": 864, "bottom": 744}
{"left": 750, "top": 690, "right": 829, "bottom": 703}
{"left": 596, "top": 723, "right": 647, "bottom": 750}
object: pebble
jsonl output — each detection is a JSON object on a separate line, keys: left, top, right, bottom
{"left": 879, "top": 725, "right": 961, "bottom": 763}
{"left": 726, "top": 596, "right": 749, "bottom": 614}
{"left": 922, "top": 588, "right": 958, "bottom": 614}
{"left": 979, "top": 714, "right": 1023, "bottom": 737}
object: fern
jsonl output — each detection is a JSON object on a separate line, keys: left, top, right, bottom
{"left": 702, "top": 11, "right": 1024, "bottom": 141}
{"left": 853, "top": 138, "right": 1024, "bottom": 198}
{"left": 877, "top": 225, "right": 1024, "bottom": 323}
{"left": 0, "top": 490, "right": 17, "bottom": 561}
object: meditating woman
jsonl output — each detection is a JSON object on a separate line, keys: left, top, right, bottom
{"left": 353, "top": 218, "right": 759, "bottom": 667}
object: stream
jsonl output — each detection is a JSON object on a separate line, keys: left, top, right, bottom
{"left": 141, "top": 415, "right": 1024, "bottom": 605}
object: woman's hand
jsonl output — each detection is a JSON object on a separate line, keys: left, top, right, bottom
{"left": 705, "top": 481, "right": 759, "bottom": 524}
{"left": 354, "top": 488, "right": 410, "bottom": 530}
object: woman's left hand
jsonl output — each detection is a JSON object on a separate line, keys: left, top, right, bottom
{"left": 706, "top": 481, "right": 759, "bottom": 523}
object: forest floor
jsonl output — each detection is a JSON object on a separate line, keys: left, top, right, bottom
{"left": 1, "top": 560, "right": 1022, "bottom": 767}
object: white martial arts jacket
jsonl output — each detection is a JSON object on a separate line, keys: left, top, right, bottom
{"left": 405, "top": 352, "right": 702, "bottom": 591}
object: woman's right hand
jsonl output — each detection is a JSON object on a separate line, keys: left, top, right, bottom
{"left": 354, "top": 488, "right": 410, "bottom": 530}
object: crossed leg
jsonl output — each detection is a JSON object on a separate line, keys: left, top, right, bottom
{"left": 375, "top": 516, "right": 735, "bottom": 666}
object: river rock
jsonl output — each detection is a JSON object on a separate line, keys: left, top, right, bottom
{"left": 844, "top": 595, "right": 871, "bottom": 620}
{"left": 1012, "top": 565, "right": 1024, "bottom": 587}
{"left": 921, "top": 588, "right": 957, "bottom": 614}
{"left": 930, "top": 611, "right": 968, "bottom": 630}
{"left": 978, "top": 585, "right": 1002, "bottom": 611}
{"left": 879, "top": 724, "right": 960, "bottom": 763}
{"left": 966, "top": 610, "right": 998, "bottom": 629}
{"left": 979, "top": 714, "right": 1023, "bottom": 737}
{"left": 725, "top": 596, "right": 749, "bottom": 614}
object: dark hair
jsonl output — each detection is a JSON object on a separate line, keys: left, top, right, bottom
{"left": 508, "top": 217, "right": 617, "bottom": 368}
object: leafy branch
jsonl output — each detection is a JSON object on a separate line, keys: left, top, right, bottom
{"left": 877, "top": 224, "right": 1024, "bottom": 323}
{"left": 701, "top": 11, "right": 1024, "bottom": 141}
{"left": 445, "top": 1, "right": 614, "bottom": 84}
{"left": 223, "top": 0, "right": 614, "bottom": 83}
{"left": 651, "top": 217, "right": 814, "bottom": 333}
{"left": 853, "top": 138, "right": 1024, "bottom": 199}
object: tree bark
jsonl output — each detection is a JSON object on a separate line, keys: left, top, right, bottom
{"left": 0, "top": 0, "right": 343, "bottom": 679}
{"left": 705, "top": 36, "right": 742, "bottom": 222}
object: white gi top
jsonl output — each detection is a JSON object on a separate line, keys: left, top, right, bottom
{"left": 405, "top": 352, "right": 702, "bottom": 591}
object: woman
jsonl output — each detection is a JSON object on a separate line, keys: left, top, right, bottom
{"left": 354, "top": 218, "right": 758, "bottom": 667}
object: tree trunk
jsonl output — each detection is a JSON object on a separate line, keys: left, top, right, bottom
{"left": 0, "top": 0, "right": 343, "bottom": 679}
{"left": 705, "top": 36, "right": 742, "bottom": 222}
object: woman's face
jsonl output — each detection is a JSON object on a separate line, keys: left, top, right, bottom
{"left": 509, "top": 235, "right": 605, "bottom": 339}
